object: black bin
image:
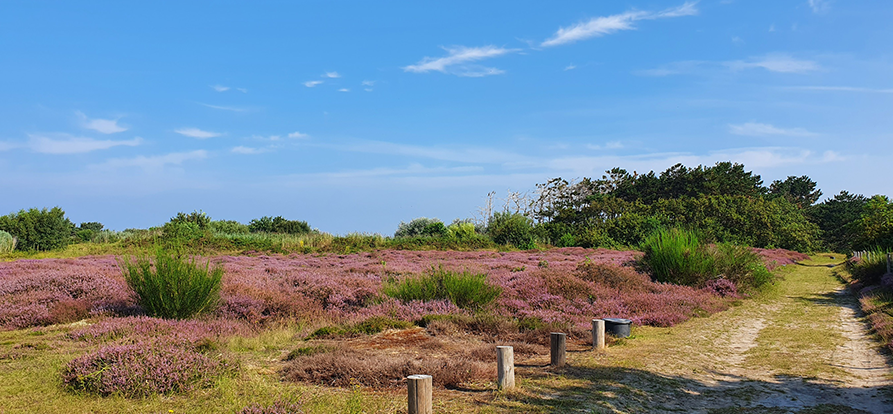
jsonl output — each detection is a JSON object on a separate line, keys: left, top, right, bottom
{"left": 603, "top": 318, "right": 632, "bottom": 338}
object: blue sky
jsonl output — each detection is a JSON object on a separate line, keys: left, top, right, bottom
{"left": 1, "top": 1, "right": 891, "bottom": 234}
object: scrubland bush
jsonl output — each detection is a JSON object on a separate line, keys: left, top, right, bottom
{"left": 119, "top": 249, "right": 223, "bottom": 319}
{"left": 394, "top": 217, "right": 445, "bottom": 238}
{"left": 382, "top": 267, "right": 502, "bottom": 310}
{"left": 0, "top": 207, "right": 75, "bottom": 251}
{"left": 847, "top": 248, "right": 889, "bottom": 286}
{"left": 249, "top": 216, "right": 311, "bottom": 234}
{"left": 62, "top": 342, "right": 236, "bottom": 397}
{"left": 210, "top": 219, "right": 250, "bottom": 234}
{"left": 711, "top": 243, "right": 774, "bottom": 290}
{"left": 0, "top": 230, "right": 15, "bottom": 253}
{"left": 487, "top": 211, "right": 536, "bottom": 249}
{"left": 446, "top": 221, "right": 476, "bottom": 239}
{"left": 640, "top": 228, "right": 715, "bottom": 286}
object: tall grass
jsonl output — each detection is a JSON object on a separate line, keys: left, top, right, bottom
{"left": 0, "top": 230, "right": 16, "bottom": 253}
{"left": 119, "top": 249, "right": 223, "bottom": 319}
{"left": 847, "top": 247, "right": 890, "bottom": 286}
{"left": 639, "top": 228, "right": 715, "bottom": 286}
{"left": 382, "top": 267, "right": 502, "bottom": 310}
{"left": 712, "top": 243, "right": 775, "bottom": 291}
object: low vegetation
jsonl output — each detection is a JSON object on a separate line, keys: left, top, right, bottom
{"left": 119, "top": 249, "right": 223, "bottom": 319}
{"left": 382, "top": 266, "right": 502, "bottom": 310}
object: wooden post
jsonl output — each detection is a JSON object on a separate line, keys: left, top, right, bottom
{"left": 550, "top": 332, "right": 566, "bottom": 367}
{"left": 407, "top": 374, "right": 432, "bottom": 414}
{"left": 592, "top": 319, "right": 605, "bottom": 350}
{"left": 496, "top": 346, "right": 515, "bottom": 390}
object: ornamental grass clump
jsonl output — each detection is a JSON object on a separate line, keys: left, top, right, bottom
{"left": 639, "top": 228, "right": 715, "bottom": 286}
{"left": 119, "top": 249, "right": 223, "bottom": 319}
{"left": 382, "top": 266, "right": 501, "bottom": 311}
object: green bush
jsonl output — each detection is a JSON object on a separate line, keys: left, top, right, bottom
{"left": 711, "top": 243, "right": 774, "bottom": 291}
{"left": 248, "top": 216, "right": 311, "bottom": 234}
{"left": 847, "top": 248, "right": 889, "bottom": 286}
{"left": 394, "top": 217, "right": 443, "bottom": 238}
{"left": 639, "top": 228, "right": 715, "bottom": 286}
{"left": 210, "top": 220, "right": 249, "bottom": 234}
{"left": 447, "top": 222, "right": 477, "bottom": 240}
{"left": 0, "top": 230, "right": 16, "bottom": 253}
{"left": 168, "top": 211, "right": 211, "bottom": 230}
{"left": 382, "top": 267, "right": 502, "bottom": 310}
{"left": 0, "top": 207, "right": 75, "bottom": 251}
{"left": 119, "top": 249, "right": 223, "bottom": 319}
{"left": 487, "top": 212, "right": 536, "bottom": 249}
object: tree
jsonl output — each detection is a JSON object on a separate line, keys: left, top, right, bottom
{"left": 769, "top": 176, "right": 822, "bottom": 208}
{"left": 807, "top": 191, "right": 867, "bottom": 252}
{"left": 0, "top": 207, "right": 75, "bottom": 251}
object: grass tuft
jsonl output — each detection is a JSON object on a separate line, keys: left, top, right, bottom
{"left": 382, "top": 266, "right": 502, "bottom": 310}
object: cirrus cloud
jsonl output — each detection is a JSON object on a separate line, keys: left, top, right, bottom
{"left": 175, "top": 128, "right": 222, "bottom": 139}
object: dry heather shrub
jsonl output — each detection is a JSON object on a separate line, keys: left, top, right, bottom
{"left": 281, "top": 347, "right": 491, "bottom": 389}
{"left": 576, "top": 261, "right": 651, "bottom": 290}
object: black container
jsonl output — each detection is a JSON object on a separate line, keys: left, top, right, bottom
{"left": 603, "top": 318, "right": 632, "bottom": 338}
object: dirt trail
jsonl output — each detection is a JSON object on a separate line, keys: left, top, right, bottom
{"left": 536, "top": 257, "right": 893, "bottom": 413}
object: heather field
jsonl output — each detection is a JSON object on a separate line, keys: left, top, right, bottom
{"left": 0, "top": 247, "right": 820, "bottom": 413}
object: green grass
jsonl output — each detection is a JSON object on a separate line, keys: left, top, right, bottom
{"left": 119, "top": 249, "right": 223, "bottom": 319}
{"left": 382, "top": 266, "right": 502, "bottom": 310}
{"left": 639, "top": 228, "right": 715, "bottom": 286}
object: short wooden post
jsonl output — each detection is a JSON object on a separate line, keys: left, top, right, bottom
{"left": 592, "top": 319, "right": 606, "bottom": 350}
{"left": 496, "top": 346, "right": 515, "bottom": 390}
{"left": 407, "top": 374, "right": 432, "bottom": 414}
{"left": 550, "top": 332, "right": 566, "bottom": 367}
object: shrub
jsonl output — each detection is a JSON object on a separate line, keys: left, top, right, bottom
{"left": 61, "top": 342, "right": 236, "bottom": 397}
{"left": 447, "top": 221, "right": 477, "bottom": 240}
{"left": 639, "top": 228, "right": 715, "bottom": 286}
{"left": 249, "top": 216, "right": 311, "bottom": 234}
{"left": 487, "top": 211, "right": 536, "bottom": 249}
{"left": 210, "top": 219, "right": 250, "bottom": 234}
{"left": 0, "top": 230, "right": 15, "bottom": 253}
{"left": 168, "top": 211, "right": 211, "bottom": 229}
{"left": 394, "top": 217, "right": 443, "bottom": 238}
{"left": 847, "top": 248, "right": 889, "bottom": 286}
{"left": 382, "top": 267, "right": 502, "bottom": 310}
{"left": 119, "top": 249, "right": 223, "bottom": 319}
{"left": 0, "top": 207, "right": 75, "bottom": 251}
{"left": 711, "top": 243, "right": 775, "bottom": 291}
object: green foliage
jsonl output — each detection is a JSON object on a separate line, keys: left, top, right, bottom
{"left": 639, "top": 228, "right": 715, "bottom": 286}
{"left": 79, "top": 222, "right": 104, "bottom": 232}
{"left": 711, "top": 243, "right": 775, "bottom": 291}
{"left": 487, "top": 211, "right": 536, "bottom": 249}
{"left": 0, "top": 230, "right": 16, "bottom": 253}
{"left": 306, "top": 317, "right": 414, "bottom": 339}
{"left": 769, "top": 175, "right": 822, "bottom": 208}
{"left": 210, "top": 220, "right": 249, "bottom": 234}
{"left": 847, "top": 248, "right": 889, "bottom": 286}
{"left": 394, "top": 217, "right": 443, "bottom": 238}
{"left": 119, "top": 249, "right": 223, "bottom": 319}
{"left": 446, "top": 221, "right": 477, "bottom": 240}
{"left": 382, "top": 267, "right": 502, "bottom": 310}
{"left": 168, "top": 211, "right": 211, "bottom": 230}
{"left": 0, "top": 207, "right": 75, "bottom": 251}
{"left": 851, "top": 195, "right": 893, "bottom": 251}
{"left": 76, "top": 222, "right": 104, "bottom": 242}
{"left": 248, "top": 216, "right": 311, "bottom": 234}
{"left": 808, "top": 191, "right": 868, "bottom": 252}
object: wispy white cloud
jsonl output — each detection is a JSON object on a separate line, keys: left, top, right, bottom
{"left": 175, "top": 128, "right": 222, "bottom": 139}
{"left": 338, "top": 88, "right": 350, "bottom": 92}
{"left": 323, "top": 72, "right": 341, "bottom": 78}
{"left": 337, "top": 140, "right": 531, "bottom": 165}
{"left": 76, "top": 111, "right": 128, "bottom": 134}
{"left": 198, "top": 103, "right": 250, "bottom": 112}
{"left": 362, "top": 80, "right": 375, "bottom": 87}
{"left": 91, "top": 150, "right": 208, "bottom": 172}
{"left": 304, "top": 80, "right": 324, "bottom": 87}
{"left": 541, "top": 1, "right": 698, "bottom": 47}
{"left": 787, "top": 86, "right": 893, "bottom": 93}
{"left": 231, "top": 146, "right": 268, "bottom": 155}
{"left": 236, "top": 87, "right": 248, "bottom": 93}
{"left": 288, "top": 131, "right": 310, "bottom": 139}
{"left": 586, "top": 141, "right": 624, "bottom": 150}
{"left": 403, "top": 45, "right": 517, "bottom": 77}
{"left": 211, "top": 85, "right": 230, "bottom": 92}
{"left": 808, "top": 0, "right": 832, "bottom": 14}
{"left": 564, "top": 64, "right": 577, "bottom": 71}
{"left": 725, "top": 54, "right": 819, "bottom": 73}
{"left": 26, "top": 133, "right": 141, "bottom": 154}
{"left": 638, "top": 54, "right": 819, "bottom": 76}
{"left": 728, "top": 122, "right": 818, "bottom": 137}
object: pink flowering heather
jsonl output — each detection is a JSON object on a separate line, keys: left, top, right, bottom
{"left": 69, "top": 316, "right": 249, "bottom": 345}
{"left": 61, "top": 341, "right": 237, "bottom": 397}
{"left": 751, "top": 247, "right": 809, "bottom": 270}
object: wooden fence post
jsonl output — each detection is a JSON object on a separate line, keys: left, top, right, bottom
{"left": 592, "top": 319, "right": 606, "bottom": 350}
{"left": 407, "top": 374, "right": 432, "bottom": 414}
{"left": 496, "top": 346, "right": 514, "bottom": 390}
{"left": 550, "top": 332, "right": 566, "bottom": 367}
